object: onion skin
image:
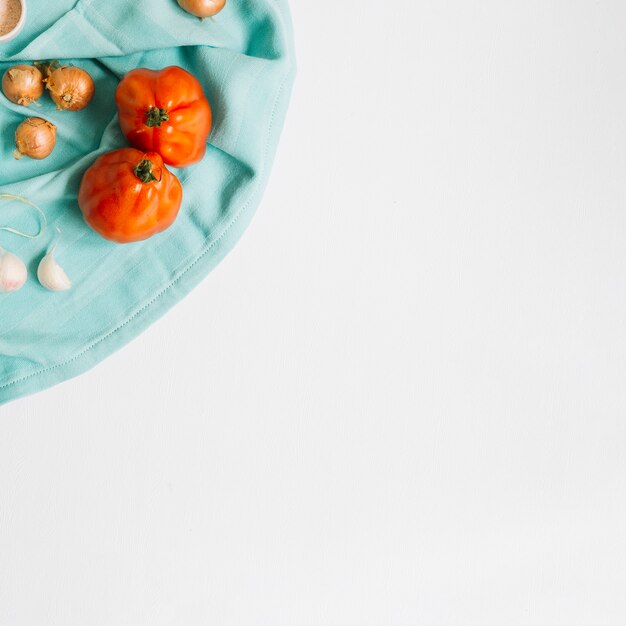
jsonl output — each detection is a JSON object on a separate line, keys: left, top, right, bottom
{"left": 177, "top": 0, "right": 226, "bottom": 18}
{"left": 14, "top": 117, "right": 57, "bottom": 160}
{"left": 1, "top": 65, "right": 45, "bottom": 106}
{"left": 46, "top": 66, "right": 95, "bottom": 111}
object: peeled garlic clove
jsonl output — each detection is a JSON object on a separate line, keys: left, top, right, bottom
{"left": 0, "top": 246, "right": 27, "bottom": 293}
{"left": 37, "top": 248, "right": 71, "bottom": 291}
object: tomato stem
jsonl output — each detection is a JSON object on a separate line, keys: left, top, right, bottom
{"left": 133, "top": 159, "right": 158, "bottom": 184}
{"left": 146, "top": 106, "right": 170, "bottom": 127}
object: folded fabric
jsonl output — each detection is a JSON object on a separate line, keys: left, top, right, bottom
{"left": 0, "top": 0, "right": 295, "bottom": 405}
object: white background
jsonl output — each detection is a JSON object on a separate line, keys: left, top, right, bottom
{"left": 2, "top": 1, "right": 626, "bottom": 624}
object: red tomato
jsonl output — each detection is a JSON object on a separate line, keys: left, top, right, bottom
{"left": 78, "top": 148, "right": 183, "bottom": 243}
{"left": 115, "top": 66, "right": 212, "bottom": 168}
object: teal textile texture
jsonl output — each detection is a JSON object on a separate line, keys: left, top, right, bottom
{"left": 0, "top": 0, "right": 295, "bottom": 405}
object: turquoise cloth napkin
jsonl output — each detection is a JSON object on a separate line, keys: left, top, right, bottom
{"left": 0, "top": 0, "right": 295, "bottom": 405}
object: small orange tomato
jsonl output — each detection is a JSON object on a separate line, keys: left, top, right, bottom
{"left": 78, "top": 148, "right": 183, "bottom": 244}
{"left": 115, "top": 66, "right": 212, "bottom": 168}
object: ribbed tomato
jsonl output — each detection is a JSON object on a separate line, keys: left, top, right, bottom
{"left": 78, "top": 148, "right": 183, "bottom": 244}
{"left": 115, "top": 66, "right": 212, "bottom": 168}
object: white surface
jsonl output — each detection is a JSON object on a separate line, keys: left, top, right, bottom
{"left": 2, "top": 1, "right": 626, "bottom": 624}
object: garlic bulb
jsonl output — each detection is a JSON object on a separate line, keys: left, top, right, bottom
{"left": 37, "top": 247, "right": 71, "bottom": 291}
{"left": 0, "top": 246, "right": 27, "bottom": 293}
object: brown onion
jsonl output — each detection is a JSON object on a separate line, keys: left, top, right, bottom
{"left": 1, "top": 65, "right": 45, "bottom": 106}
{"left": 177, "top": 0, "right": 226, "bottom": 18}
{"left": 14, "top": 117, "right": 57, "bottom": 160}
{"left": 46, "top": 65, "right": 95, "bottom": 111}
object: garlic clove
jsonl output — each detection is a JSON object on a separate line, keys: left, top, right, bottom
{"left": 0, "top": 246, "right": 27, "bottom": 293}
{"left": 37, "top": 248, "right": 71, "bottom": 291}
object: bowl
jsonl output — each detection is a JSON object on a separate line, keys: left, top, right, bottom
{"left": 0, "top": 0, "right": 27, "bottom": 44}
